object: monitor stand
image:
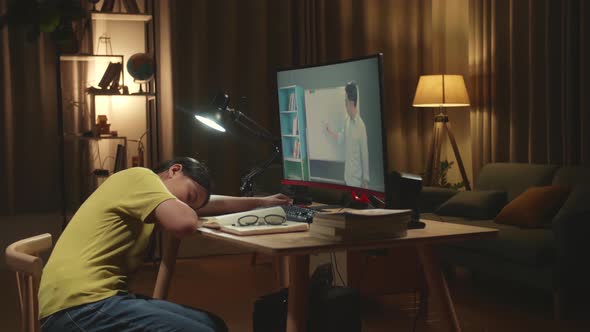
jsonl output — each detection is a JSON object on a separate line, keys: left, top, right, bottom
{"left": 344, "top": 191, "right": 383, "bottom": 209}
{"left": 290, "top": 185, "right": 313, "bottom": 205}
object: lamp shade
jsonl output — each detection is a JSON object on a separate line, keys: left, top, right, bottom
{"left": 194, "top": 93, "right": 231, "bottom": 132}
{"left": 412, "top": 75, "right": 470, "bottom": 107}
{"left": 195, "top": 113, "right": 226, "bottom": 132}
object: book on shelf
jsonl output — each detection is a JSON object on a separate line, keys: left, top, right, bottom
{"left": 200, "top": 206, "right": 309, "bottom": 236}
{"left": 310, "top": 208, "right": 412, "bottom": 240}
{"left": 292, "top": 140, "right": 300, "bottom": 159}
{"left": 110, "top": 63, "right": 122, "bottom": 90}
{"left": 101, "top": 0, "right": 115, "bottom": 12}
{"left": 122, "top": 0, "right": 140, "bottom": 13}
{"left": 97, "top": 62, "right": 122, "bottom": 90}
{"left": 288, "top": 92, "right": 297, "bottom": 112}
{"left": 98, "top": 62, "right": 115, "bottom": 88}
{"left": 113, "top": 144, "right": 127, "bottom": 173}
{"left": 292, "top": 114, "right": 298, "bottom": 135}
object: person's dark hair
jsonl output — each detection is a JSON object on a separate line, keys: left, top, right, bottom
{"left": 153, "top": 157, "right": 212, "bottom": 208}
{"left": 345, "top": 81, "right": 358, "bottom": 106}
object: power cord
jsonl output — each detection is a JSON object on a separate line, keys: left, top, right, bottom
{"left": 331, "top": 252, "right": 345, "bottom": 287}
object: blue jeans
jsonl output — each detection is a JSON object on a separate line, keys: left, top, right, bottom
{"left": 41, "top": 293, "right": 227, "bottom": 332}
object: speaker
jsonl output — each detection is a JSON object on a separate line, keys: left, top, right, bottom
{"left": 386, "top": 171, "right": 425, "bottom": 228}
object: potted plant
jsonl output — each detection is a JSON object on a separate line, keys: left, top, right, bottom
{"left": 438, "top": 160, "right": 465, "bottom": 190}
{"left": 0, "top": 0, "right": 87, "bottom": 53}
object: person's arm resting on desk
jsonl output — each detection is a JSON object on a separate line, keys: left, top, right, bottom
{"left": 198, "top": 194, "right": 292, "bottom": 216}
{"left": 150, "top": 157, "right": 291, "bottom": 235}
{"left": 150, "top": 199, "right": 201, "bottom": 238}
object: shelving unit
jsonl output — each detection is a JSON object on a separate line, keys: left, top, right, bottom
{"left": 278, "top": 85, "right": 309, "bottom": 181}
{"left": 91, "top": 12, "right": 152, "bottom": 22}
{"left": 57, "top": 0, "right": 158, "bottom": 216}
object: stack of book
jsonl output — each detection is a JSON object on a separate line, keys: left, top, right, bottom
{"left": 310, "top": 208, "right": 412, "bottom": 241}
{"left": 86, "top": 62, "right": 123, "bottom": 94}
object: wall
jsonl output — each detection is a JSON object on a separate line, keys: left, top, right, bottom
{"left": 0, "top": 214, "right": 62, "bottom": 270}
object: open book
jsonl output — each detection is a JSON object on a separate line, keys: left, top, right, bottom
{"left": 200, "top": 206, "right": 309, "bottom": 236}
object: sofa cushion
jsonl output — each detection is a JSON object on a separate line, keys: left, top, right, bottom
{"left": 475, "top": 163, "right": 558, "bottom": 201}
{"left": 551, "top": 166, "right": 590, "bottom": 187}
{"left": 494, "top": 186, "right": 570, "bottom": 228}
{"left": 552, "top": 186, "right": 590, "bottom": 226}
{"left": 435, "top": 190, "right": 507, "bottom": 219}
{"left": 419, "top": 186, "right": 458, "bottom": 212}
{"left": 551, "top": 166, "right": 590, "bottom": 226}
{"left": 421, "top": 214, "right": 555, "bottom": 266}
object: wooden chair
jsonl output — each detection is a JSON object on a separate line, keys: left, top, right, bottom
{"left": 5, "top": 233, "right": 53, "bottom": 332}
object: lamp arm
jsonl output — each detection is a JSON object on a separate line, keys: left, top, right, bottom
{"left": 230, "top": 109, "right": 277, "bottom": 142}
{"left": 222, "top": 106, "right": 280, "bottom": 196}
{"left": 240, "top": 144, "right": 281, "bottom": 196}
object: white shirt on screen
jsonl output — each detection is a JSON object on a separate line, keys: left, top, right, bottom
{"left": 337, "top": 113, "right": 370, "bottom": 187}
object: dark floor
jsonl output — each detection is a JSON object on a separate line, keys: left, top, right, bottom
{"left": 2, "top": 254, "right": 589, "bottom": 331}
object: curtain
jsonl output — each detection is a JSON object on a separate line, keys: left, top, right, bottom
{"left": 469, "top": 0, "right": 590, "bottom": 179}
{"left": 169, "top": 0, "right": 439, "bottom": 195}
{"left": 0, "top": 0, "right": 60, "bottom": 215}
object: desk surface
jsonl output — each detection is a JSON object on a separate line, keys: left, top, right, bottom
{"left": 197, "top": 219, "right": 497, "bottom": 256}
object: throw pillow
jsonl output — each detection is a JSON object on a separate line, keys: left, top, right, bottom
{"left": 435, "top": 190, "right": 507, "bottom": 219}
{"left": 494, "top": 186, "right": 570, "bottom": 228}
{"left": 552, "top": 186, "right": 590, "bottom": 226}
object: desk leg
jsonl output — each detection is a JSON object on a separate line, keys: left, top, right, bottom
{"left": 286, "top": 254, "right": 310, "bottom": 332}
{"left": 417, "top": 244, "right": 461, "bottom": 332}
{"left": 275, "top": 256, "right": 290, "bottom": 289}
{"left": 346, "top": 251, "right": 363, "bottom": 289}
{"left": 153, "top": 231, "right": 180, "bottom": 300}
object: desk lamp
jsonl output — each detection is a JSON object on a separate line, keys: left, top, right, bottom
{"left": 412, "top": 74, "right": 471, "bottom": 190}
{"left": 195, "top": 93, "right": 280, "bottom": 196}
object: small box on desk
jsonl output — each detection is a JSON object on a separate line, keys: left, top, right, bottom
{"left": 386, "top": 171, "right": 425, "bottom": 229}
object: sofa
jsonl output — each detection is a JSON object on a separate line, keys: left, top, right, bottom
{"left": 419, "top": 163, "right": 590, "bottom": 317}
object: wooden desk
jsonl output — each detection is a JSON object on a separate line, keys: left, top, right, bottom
{"left": 156, "top": 220, "right": 497, "bottom": 332}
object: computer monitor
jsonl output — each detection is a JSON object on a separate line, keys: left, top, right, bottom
{"left": 276, "top": 54, "right": 387, "bottom": 201}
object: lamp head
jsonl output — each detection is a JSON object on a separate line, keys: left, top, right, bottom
{"left": 194, "top": 92, "right": 231, "bottom": 132}
{"left": 412, "top": 75, "right": 470, "bottom": 108}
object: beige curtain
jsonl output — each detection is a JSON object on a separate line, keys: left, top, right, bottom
{"left": 169, "top": 0, "right": 439, "bottom": 195}
{"left": 0, "top": 0, "right": 60, "bottom": 215}
{"left": 469, "top": 0, "right": 590, "bottom": 179}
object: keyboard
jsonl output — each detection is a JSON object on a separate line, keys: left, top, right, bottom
{"left": 282, "top": 205, "right": 316, "bottom": 223}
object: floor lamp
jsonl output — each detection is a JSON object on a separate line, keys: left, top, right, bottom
{"left": 412, "top": 74, "right": 472, "bottom": 190}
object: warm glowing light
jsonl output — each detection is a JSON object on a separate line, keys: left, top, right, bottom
{"left": 413, "top": 75, "right": 470, "bottom": 107}
{"left": 195, "top": 115, "right": 226, "bottom": 132}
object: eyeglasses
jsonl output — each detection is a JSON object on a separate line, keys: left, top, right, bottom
{"left": 234, "top": 214, "right": 287, "bottom": 227}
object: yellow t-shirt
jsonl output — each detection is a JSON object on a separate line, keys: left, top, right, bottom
{"left": 39, "top": 167, "right": 176, "bottom": 319}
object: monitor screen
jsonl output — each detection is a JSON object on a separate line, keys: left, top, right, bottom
{"left": 276, "top": 54, "right": 387, "bottom": 196}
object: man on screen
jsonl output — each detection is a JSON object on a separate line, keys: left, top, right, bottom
{"left": 325, "top": 81, "right": 370, "bottom": 188}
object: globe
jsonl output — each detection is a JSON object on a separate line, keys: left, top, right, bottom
{"left": 126, "top": 53, "right": 154, "bottom": 83}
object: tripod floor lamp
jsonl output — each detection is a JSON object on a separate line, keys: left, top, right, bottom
{"left": 412, "top": 74, "right": 472, "bottom": 190}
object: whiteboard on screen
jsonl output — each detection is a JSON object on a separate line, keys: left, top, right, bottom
{"left": 304, "top": 87, "right": 347, "bottom": 162}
